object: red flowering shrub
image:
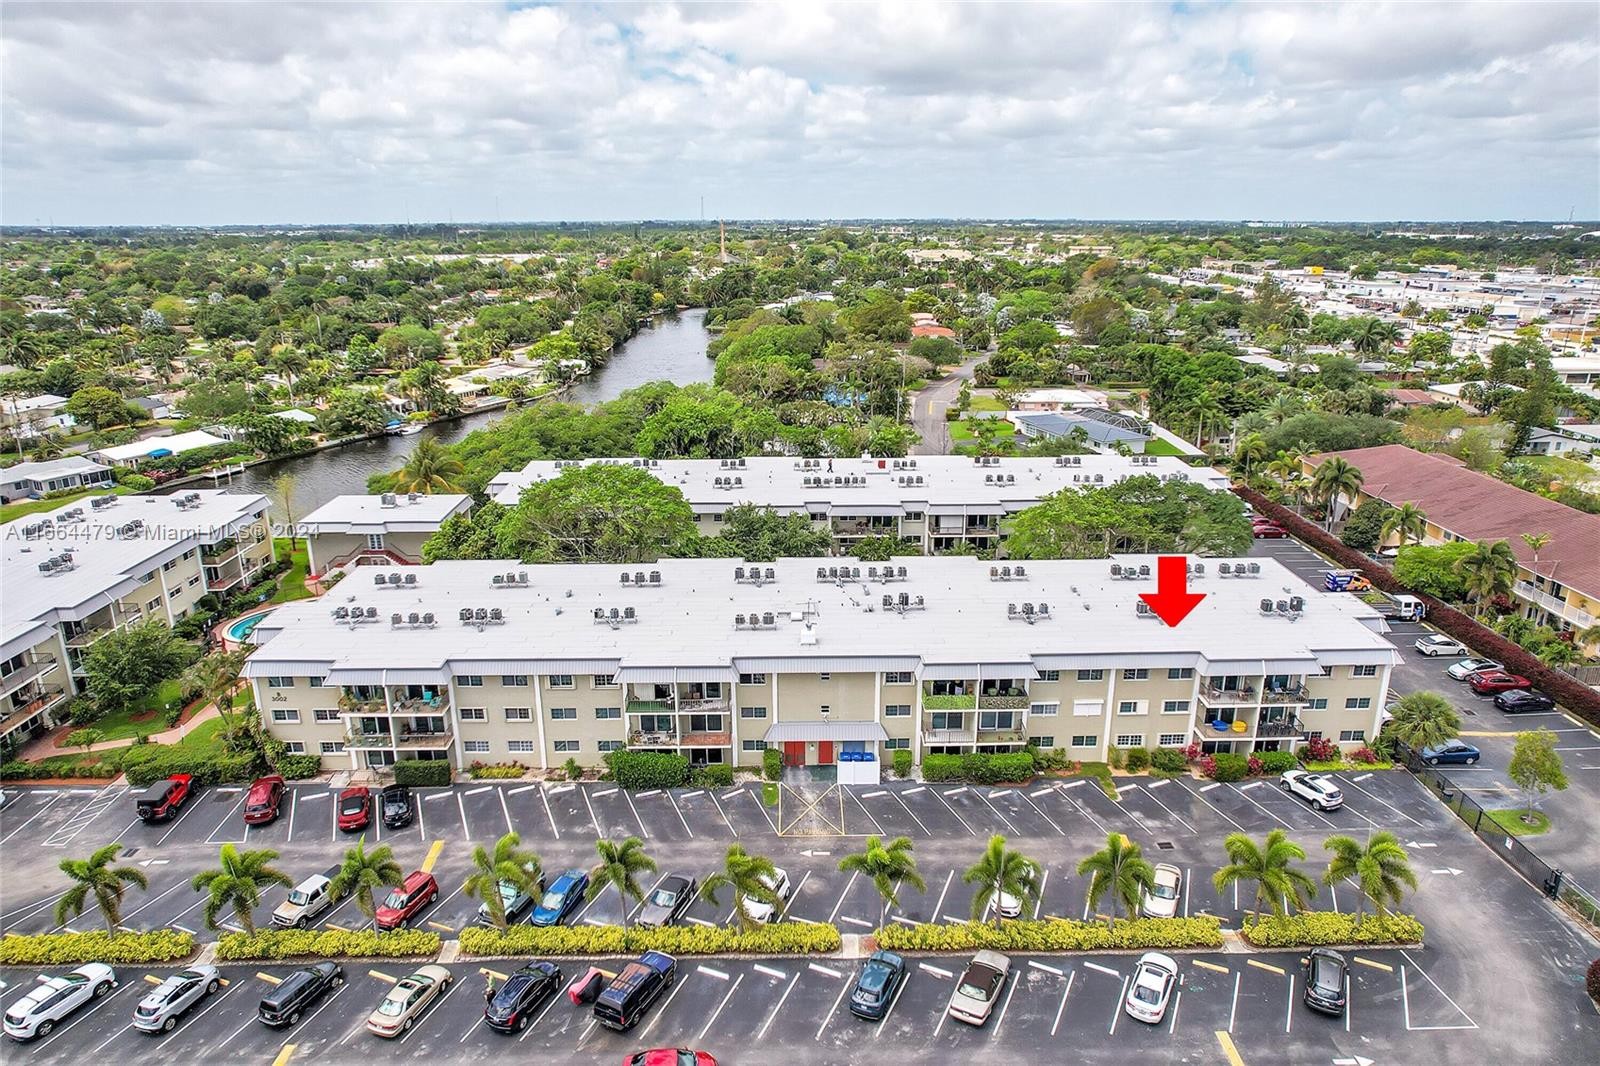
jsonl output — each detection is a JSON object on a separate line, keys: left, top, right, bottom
{"left": 1351, "top": 747, "right": 1379, "bottom": 764}
{"left": 1587, "top": 959, "right": 1600, "bottom": 1006}
{"left": 1198, "top": 755, "right": 1218, "bottom": 778}
{"left": 1300, "top": 736, "right": 1338, "bottom": 763}
{"left": 1246, "top": 755, "right": 1264, "bottom": 776}
{"left": 1182, "top": 743, "right": 1203, "bottom": 763}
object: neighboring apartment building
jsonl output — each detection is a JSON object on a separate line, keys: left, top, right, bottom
{"left": 488, "top": 456, "right": 1230, "bottom": 554}
{"left": 246, "top": 554, "right": 1397, "bottom": 775}
{"left": 0, "top": 457, "right": 114, "bottom": 502}
{"left": 296, "top": 492, "right": 473, "bottom": 579}
{"left": 1307, "top": 445, "right": 1600, "bottom": 649}
{"left": 1, "top": 490, "right": 274, "bottom": 754}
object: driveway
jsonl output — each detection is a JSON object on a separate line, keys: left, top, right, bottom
{"left": 911, "top": 355, "right": 982, "bottom": 455}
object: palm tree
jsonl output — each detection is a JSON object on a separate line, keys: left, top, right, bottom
{"left": 1265, "top": 393, "right": 1303, "bottom": 425}
{"left": 837, "top": 835, "right": 927, "bottom": 914}
{"left": 587, "top": 837, "right": 656, "bottom": 928}
{"left": 1233, "top": 433, "right": 1268, "bottom": 480}
{"left": 1211, "top": 830, "right": 1318, "bottom": 928}
{"left": 191, "top": 844, "right": 292, "bottom": 935}
{"left": 464, "top": 832, "right": 541, "bottom": 931}
{"left": 181, "top": 648, "right": 251, "bottom": 745}
{"left": 1076, "top": 832, "right": 1154, "bottom": 928}
{"left": 1386, "top": 691, "right": 1462, "bottom": 754}
{"left": 698, "top": 844, "right": 780, "bottom": 931}
{"left": 393, "top": 438, "right": 464, "bottom": 494}
{"left": 1322, "top": 832, "right": 1417, "bottom": 927}
{"left": 1379, "top": 502, "right": 1428, "bottom": 549}
{"left": 1454, "top": 539, "right": 1518, "bottom": 618}
{"left": 1520, "top": 532, "right": 1551, "bottom": 568}
{"left": 1310, "top": 456, "right": 1363, "bottom": 529}
{"left": 1351, "top": 317, "right": 1390, "bottom": 355}
{"left": 1189, "top": 391, "right": 1224, "bottom": 447}
{"left": 55, "top": 844, "right": 148, "bottom": 935}
{"left": 964, "top": 835, "right": 1041, "bottom": 925}
{"left": 330, "top": 836, "right": 404, "bottom": 926}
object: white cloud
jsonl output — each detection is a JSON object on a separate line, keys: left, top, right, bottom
{"left": 1, "top": 0, "right": 1595, "bottom": 223}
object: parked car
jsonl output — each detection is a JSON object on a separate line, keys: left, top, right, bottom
{"left": 375, "top": 871, "right": 438, "bottom": 931}
{"left": 3, "top": 963, "right": 116, "bottom": 1041}
{"left": 135, "top": 774, "right": 193, "bottom": 823}
{"left": 1496, "top": 689, "right": 1556, "bottom": 714}
{"left": 636, "top": 875, "right": 697, "bottom": 929}
{"left": 1414, "top": 634, "right": 1468, "bottom": 657}
{"left": 1251, "top": 521, "right": 1288, "bottom": 539}
{"left": 380, "top": 785, "right": 415, "bottom": 829}
{"left": 1419, "top": 740, "right": 1480, "bottom": 766}
{"left": 1301, "top": 949, "right": 1348, "bottom": 1016}
{"left": 593, "top": 951, "right": 676, "bottom": 1032}
{"left": 365, "top": 964, "right": 452, "bottom": 1038}
{"left": 1447, "top": 657, "right": 1502, "bottom": 681}
{"left": 132, "top": 965, "right": 220, "bottom": 1034}
{"left": 243, "top": 775, "right": 286, "bottom": 826}
{"left": 1469, "top": 670, "right": 1532, "bottom": 696}
{"left": 530, "top": 869, "right": 590, "bottom": 927}
{"left": 273, "top": 866, "right": 347, "bottom": 928}
{"left": 995, "top": 860, "right": 1038, "bottom": 919}
{"left": 849, "top": 950, "right": 907, "bottom": 1021}
{"left": 739, "top": 867, "right": 792, "bottom": 924}
{"left": 1280, "top": 769, "right": 1344, "bottom": 811}
{"left": 1140, "top": 863, "right": 1182, "bottom": 919}
{"left": 336, "top": 787, "right": 372, "bottom": 832}
{"left": 625, "top": 1051, "right": 717, "bottom": 1066}
{"left": 474, "top": 868, "right": 545, "bottom": 927}
{"left": 483, "top": 961, "right": 562, "bottom": 1034}
{"left": 1124, "top": 953, "right": 1179, "bottom": 1024}
{"left": 257, "top": 962, "right": 342, "bottom": 1028}
{"left": 946, "top": 950, "right": 1011, "bottom": 1026}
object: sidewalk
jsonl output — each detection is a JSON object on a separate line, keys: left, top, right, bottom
{"left": 15, "top": 698, "right": 226, "bottom": 762}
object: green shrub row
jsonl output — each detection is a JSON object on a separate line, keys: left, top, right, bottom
{"left": 1257, "top": 750, "right": 1299, "bottom": 774}
{"left": 2, "top": 756, "right": 125, "bottom": 781}
{"left": 392, "top": 759, "right": 452, "bottom": 787}
{"left": 609, "top": 750, "right": 690, "bottom": 790}
{"left": 892, "top": 749, "right": 913, "bottom": 778}
{"left": 275, "top": 754, "right": 324, "bottom": 780}
{"left": 122, "top": 747, "right": 261, "bottom": 788}
{"left": 875, "top": 916, "right": 1224, "bottom": 953}
{"left": 460, "top": 921, "right": 841, "bottom": 957}
{"left": 214, "top": 928, "right": 442, "bottom": 961}
{"left": 1205, "top": 752, "right": 1250, "bottom": 783}
{"left": 690, "top": 763, "right": 734, "bottom": 788}
{"left": 921, "top": 751, "right": 1034, "bottom": 784}
{"left": 468, "top": 762, "right": 528, "bottom": 780}
{"left": 1240, "top": 912, "right": 1424, "bottom": 948}
{"left": 0, "top": 929, "right": 196, "bottom": 966}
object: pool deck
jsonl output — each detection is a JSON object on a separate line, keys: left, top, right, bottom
{"left": 215, "top": 607, "right": 275, "bottom": 651}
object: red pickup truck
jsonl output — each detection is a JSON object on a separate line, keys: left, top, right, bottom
{"left": 135, "top": 774, "right": 194, "bottom": 822}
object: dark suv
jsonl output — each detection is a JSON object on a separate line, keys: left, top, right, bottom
{"left": 484, "top": 962, "right": 563, "bottom": 1034}
{"left": 380, "top": 785, "right": 415, "bottom": 828}
{"left": 257, "top": 962, "right": 343, "bottom": 1028}
{"left": 135, "top": 775, "right": 193, "bottom": 823}
{"left": 593, "top": 951, "right": 676, "bottom": 1032}
{"left": 1301, "top": 949, "right": 1347, "bottom": 1015}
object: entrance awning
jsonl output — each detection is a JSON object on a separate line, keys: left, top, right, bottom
{"left": 763, "top": 722, "right": 889, "bottom": 743}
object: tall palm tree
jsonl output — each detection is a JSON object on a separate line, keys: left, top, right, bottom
{"left": 1322, "top": 832, "right": 1417, "bottom": 926}
{"left": 1212, "top": 830, "right": 1318, "bottom": 928}
{"left": 698, "top": 844, "right": 780, "bottom": 931}
{"left": 1386, "top": 691, "right": 1462, "bottom": 754}
{"left": 1454, "top": 539, "right": 1518, "bottom": 618}
{"left": 587, "top": 837, "right": 656, "bottom": 928}
{"left": 1379, "top": 502, "right": 1428, "bottom": 549}
{"left": 1265, "top": 393, "right": 1303, "bottom": 425}
{"left": 331, "top": 836, "right": 404, "bottom": 926}
{"left": 1189, "top": 391, "right": 1224, "bottom": 447}
{"left": 55, "top": 844, "right": 148, "bottom": 935}
{"left": 181, "top": 648, "right": 251, "bottom": 745}
{"left": 1233, "top": 433, "right": 1268, "bottom": 480}
{"left": 191, "top": 844, "right": 292, "bottom": 935}
{"left": 393, "top": 438, "right": 464, "bottom": 494}
{"left": 464, "top": 832, "right": 541, "bottom": 931}
{"left": 1520, "top": 532, "right": 1551, "bottom": 567}
{"left": 1310, "top": 456, "right": 1364, "bottom": 529}
{"left": 837, "top": 835, "right": 927, "bottom": 914}
{"left": 964, "top": 835, "right": 1041, "bottom": 925}
{"left": 1076, "top": 832, "right": 1154, "bottom": 928}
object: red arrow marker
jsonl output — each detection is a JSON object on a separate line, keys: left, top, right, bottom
{"left": 1139, "top": 556, "right": 1206, "bottom": 627}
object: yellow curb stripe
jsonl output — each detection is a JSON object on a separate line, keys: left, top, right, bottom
{"left": 426, "top": 921, "right": 455, "bottom": 933}
{"left": 143, "top": 974, "right": 163, "bottom": 985}
{"left": 421, "top": 839, "right": 445, "bottom": 874}
{"left": 1246, "top": 958, "right": 1285, "bottom": 976}
{"left": 1193, "top": 960, "right": 1230, "bottom": 974}
{"left": 1353, "top": 955, "right": 1394, "bottom": 973}
{"left": 257, "top": 973, "right": 282, "bottom": 985}
{"left": 270, "top": 1044, "right": 297, "bottom": 1066}
{"left": 324, "top": 923, "right": 350, "bottom": 932}
{"left": 1216, "top": 1030, "right": 1246, "bottom": 1066}
{"left": 367, "top": 970, "right": 396, "bottom": 984}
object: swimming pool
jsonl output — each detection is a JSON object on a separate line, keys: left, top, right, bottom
{"left": 226, "top": 609, "right": 274, "bottom": 642}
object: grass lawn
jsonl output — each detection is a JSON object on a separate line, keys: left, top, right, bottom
{"left": 0, "top": 485, "right": 133, "bottom": 523}
{"left": 968, "top": 394, "right": 1007, "bottom": 412}
{"left": 175, "top": 717, "right": 227, "bottom": 752}
{"left": 948, "top": 419, "right": 978, "bottom": 442}
{"left": 1140, "top": 437, "right": 1189, "bottom": 457}
{"left": 1483, "top": 807, "right": 1550, "bottom": 836}
{"left": 1302, "top": 759, "right": 1394, "bottom": 772}
{"left": 62, "top": 679, "right": 192, "bottom": 746}
{"left": 270, "top": 538, "right": 313, "bottom": 603}
{"left": 1523, "top": 454, "right": 1600, "bottom": 489}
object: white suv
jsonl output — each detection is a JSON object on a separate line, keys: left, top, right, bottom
{"left": 1280, "top": 769, "right": 1344, "bottom": 811}
{"left": 4, "top": 964, "right": 117, "bottom": 1041}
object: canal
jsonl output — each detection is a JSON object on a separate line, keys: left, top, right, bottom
{"left": 218, "top": 308, "right": 713, "bottom": 510}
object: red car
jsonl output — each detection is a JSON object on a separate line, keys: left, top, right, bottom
{"left": 1469, "top": 670, "right": 1532, "bottom": 695}
{"left": 336, "top": 786, "right": 372, "bottom": 831}
{"left": 135, "top": 774, "right": 193, "bottom": 822}
{"left": 243, "top": 774, "right": 286, "bottom": 825}
{"left": 624, "top": 1052, "right": 717, "bottom": 1066}
{"left": 375, "top": 870, "right": 439, "bottom": 931}
{"left": 1251, "top": 521, "right": 1288, "bottom": 539}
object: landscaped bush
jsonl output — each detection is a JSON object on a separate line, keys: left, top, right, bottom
{"left": 1150, "top": 748, "right": 1187, "bottom": 774}
{"left": 1204, "top": 753, "right": 1250, "bottom": 782}
{"left": 215, "top": 929, "right": 440, "bottom": 961}
{"left": 1587, "top": 958, "right": 1600, "bottom": 1007}
{"left": 0, "top": 930, "right": 195, "bottom": 966}
{"left": 121, "top": 747, "right": 261, "bottom": 787}
{"left": 468, "top": 762, "right": 527, "bottom": 780}
{"left": 690, "top": 764, "right": 734, "bottom": 788}
{"left": 610, "top": 750, "right": 690, "bottom": 790}
{"left": 393, "top": 759, "right": 452, "bottom": 787}
{"left": 892, "top": 749, "right": 913, "bottom": 778}
{"left": 1241, "top": 912, "right": 1424, "bottom": 948}
{"left": 763, "top": 747, "right": 782, "bottom": 781}
{"left": 1124, "top": 747, "right": 1150, "bottom": 773}
{"left": 875, "top": 916, "right": 1223, "bottom": 953}
{"left": 460, "top": 921, "right": 840, "bottom": 958}
{"left": 921, "top": 752, "right": 1034, "bottom": 784}
{"left": 1106, "top": 744, "right": 1124, "bottom": 769}
{"left": 1258, "top": 750, "right": 1298, "bottom": 774}
{"left": 1299, "top": 737, "right": 1338, "bottom": 763}
{"left": 275, "top": 754, "right": 324, "bottom": 780}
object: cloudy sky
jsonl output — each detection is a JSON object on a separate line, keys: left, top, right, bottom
{"left": 3, "top": 1, "right": 1597, "bottom": 225}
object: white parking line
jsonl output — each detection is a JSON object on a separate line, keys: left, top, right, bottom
{"left": 155, "top": 789, "right": 211, "bottom": 846}
{"left": 1034, "top": 868, "right": 1050, "bottom": 918}
{"left": 978, "top": 789, "right": 1019, "bottom": 834}
{"left": 1050, "top": 970, "right": 1076, "bottom": 1036}
{"left": 942, "top": 786, "right": 966, "bottom": 796}
{"left": 886, "top": 788, "right": 931, "bottom": 835}
{"left": 873, "top": 968, "right": 910, "bottom": 1039}
{"left": 754, "top": 964, "right": 787, "bottom": 979}
{"left": 756, "top": 971, "right": 800, "bottom": 1041}
{"left": 930, "top": 869, "right": 953, "bottom": 921}
{"left": 0, "top": 791, "right": 64, "bottom": 844}
{"left": 1168, "top": 988, "right": 1182, "bottom": 1032}
{"left": 518, "top": 981, "right": 564, "bottom": 1042}
{"left": 623, "top": 788, "right": 651, "bottom": 838}
{"left": 903, "top": 786, "right": 925, "bottom": 795}
{"left": 1285, "top": 974, "right": 1295, "bottom": 1032}
{"left": 637, "top": 975, "right": 689, "bottom": 1041}
{"left": 1138, "top": 781, "right": 1198, "bottom": 834}
{"left": 862, "top": 790, "right": 887, "bottom": 798}
{"left": 396, "top": 977, "right": 458, "bottom": 1045}
{"left": 825, "top": 871, "right": 858, "bottom": 925}
{"left": 1200, "top": 782, "right": 1222, "bottom": 792}
{"left": 1338, "top": 775, "right": 1427, "bottom": 828}
{"left": 809, "top": 962, "right": 845, "bottom": 979}
{"left": 706, "top": 788, "right": 736, "bottom": 837}
{"left": 581, "top": 786, "right": 603, "bottom": 836}
{"left": 1083, "top": 961, "right": 1120, "bottom": 978}
{"left": 1227, "top": 970, "right": 1241, "bottom": 1032}
{"left": 697, "top": 965, "right": 729, "bottom": 980}
{"left": 204, "top": 790, "right": 250, "bottom": 844}
{"left": 456, "top": 791, "right": 471, "bottom": 840}
{"left": 846, "top": 788, "right": 887, "bottom": 836}
{"left": 665, "top": 790, "right": 693, "bottom": 837}
{"left": 464, "top": 785, "right": 491, "bottom": 796}
{"left": 1028, "top": 961, "right": 1064, "bottom": 976}
{"left": 154, "top": 982, "right": 239, "bottom": 1047}
{"left": 698, "top": 972, "right": 742, "bottom": 1042}
{"left": 508, "top": 784, "right": 538, "bottom": 795}
{"left": 930, "top": 785, "right": 975, "bottom": 835}
{"left": 594, "top": 788, "right": 617, "bottom": 798}
{"left": 815, "top": 974, "right": 852, "bottom": 1041}
{"left": 1107, "top": 975, "right": 1130, "bottom": 1034}
{"left": 1399, "top": 950, "right": 1479, "bottom": 1030}
{"left": 993, "top": 970, "right": 1021, "bottom": 1032}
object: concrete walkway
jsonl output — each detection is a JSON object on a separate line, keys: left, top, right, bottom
{"left": 16, "top": 696, "right": 230, "bottom": 762}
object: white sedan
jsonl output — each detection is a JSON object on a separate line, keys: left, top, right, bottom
{"left": 4, "top": 963, "right": 117, "bottom": 1041}
{"left": 1140, "top": 863, "right": 1182, "bottom": 919}
{"left": 1447, "top": 657, "right": 1502, "bottom": 681}
{"left": 738, "top": 867, "right": 792, "bottom": 924}
{"left": 1123, "top": 952, "right": 1179, "bottom": 1024}
{"left": 1280, "top": 769, "right": 1344, "bottom": 811}
{"left": 1414, "top": 634, "right": 1467, "bottom": 657}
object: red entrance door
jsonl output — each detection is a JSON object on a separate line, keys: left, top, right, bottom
{"left": 783, "top": 742, "right": 805, "bottom": 767}
{"left": 818, "top": 741, "right": 834, "bottom": 765}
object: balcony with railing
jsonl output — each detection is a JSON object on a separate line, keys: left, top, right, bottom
{"left": 1515, "top": 582, "right": 1599, "bottom": 629}
{"left": 0, "top": 657, "right": 60, "bottom": 700}
{"left": 201, "top": 537, "right": 240, "bottom": 564}
{"left": 679, "top": 731, "right": 731, "bottom": 747}
{"left": 4, "top": 685, "right": 69, "bottom": 727}
{"left": 1199, "top": 682, "right": 1259, "bottom": 706}
{"left": 627, "top": 698, "right": 674, "bottom": 714}
{"left": 677, "top": 696, "right": 731, "bottom": 714}
{"left": 346, "top": 725, "right": 454, "bottom": 750}
{"left": 629, "top": 728, "right": 679, "bottom": 747}
{"left": 976, "top": 726, "right": 1028, "bottom": 745}
{"left": 978, "top": 685, "right": 1028, "bottom": 710}
{"left": 1196, "top": 709, "right": 1306, "bottom": 741}
{"left": 390, "top": 689, "right": 450, "bottom": 714}
{"left": 923, "top": 682, "right": 977, "bottom": 710}
{"left": 64, "top": 623, "right": 117, "bottom": 649}
{"left": 1260, "top": 683, "right": 1311, "bottom": 704}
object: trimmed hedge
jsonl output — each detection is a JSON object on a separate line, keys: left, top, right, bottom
{"left": 892, "top": 749, "right": 913, "bottom": 778}
{"left": 393, "top": 759, "right": 451, "bottom": 787}
{"left": 1205, "top": 752, "right": 1249, "bottom": 783}
{"left": 610, "top": 750, "right": 690, "bottom": 790}
{"left": 1240, "top": 911, "right": 1424, "bottom": 948}
{"left": 460, "top": 921, "right": 840, "bottom": 957}
{"left": 122, "top": 747, "right": 260, "bottom": 788}
{"left": 690, "top": 764, "right": 734, "bottom": 788}
{"left": 0, "top": 929, "right": 195, "bottom": 966}
{"left": 214, "top": 929, "right": 441, "bottom": 961}
{"left": 875, "top": 916, "right": 1224, "bottom": 953}
{"left": 922, "top": 752, "right": 1034, "bottom": 784}
{"left": 275, "top": 754, "right": 323, "bottom": 780}
{"left": 1149, "top": 748, "right": 1187, "bottom": 774}
{"left": 1258, "top": 750, "right": 1298, "bottom": 774}
{"left": 1587, "top": 958, "right": 1600, "bottom": 1007}
{"left": 762, "top": 748, "right": 782, "bottom": 781}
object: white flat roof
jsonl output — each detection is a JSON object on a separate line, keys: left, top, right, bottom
{"left": 298, "top": 494, "right": 473, "bottom": 536}
{"left": 0, "top": 456, "right": 108, "bottom": 484}
{"left": 94, "top": 430, "right": 229, "bottom": 463}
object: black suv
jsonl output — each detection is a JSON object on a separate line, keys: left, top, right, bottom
{"left": 380, "top": 785, "right": 415, "bottom": 828}
{"left": 484, "top": 962, "right": 563, "bottom": 1034}
{"left": 593, "top": 951, "right": 676, "bottom": 1032}
{"left": 1301, "top": 949, "right": 1347, "bottom": 1016}
{"left": 257, "top": 962, "right": 343, "bottom": 1027}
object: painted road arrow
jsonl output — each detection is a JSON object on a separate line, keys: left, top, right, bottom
{"left": 1139, "top": 556, "right": 1206, "bottom": 627}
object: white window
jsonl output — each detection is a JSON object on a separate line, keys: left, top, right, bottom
{"left": 458, "top": 675, "right": 483, "bottom": 687}
{"left": 1037, "top": 670, "right": 1061, "bottom": 682}
{"left": 593, "top": 674, "right": 618, "bottom": 688}
{"left": 1117, "top": 700, "right": 1146, "bottom": 715}
{"left": 1115, "top": 733, "right": 1144, "bottom": 748}
{"left": 187, "top": 575, "right": 201, "bottom": 587}
{"left": 1030, "top": 735, "right": 1056, "bottom": 748}
{"left": 266, "top": 676, "right": 294, "bottom": 688}
{"left": 320, "top": 741, "right": 345, "bottom": 754}
{"left": 1345, "top": 697, "right": 1372, "bottom": 710}
{"left": 553, "top": 739, "right": 579, "bottom": 753}
{"left": 883, "top": 704, "right": 911, "bottom": 717}
{"left": 309, "top": 676, "right": 325, "bottom": 688}
{"left": 1168, "top": 667, "right": 1194, "bottom": 680}
{"left": 742, "top": 739, "right": 768, "bottom": 752}
{"left": 1072, "top": 700, "right": 1104, "bottom": 717}
{"left": 508, "top": 739, "right": 535, "bottom": 753}
{"left": 738, "top": 673, "right": 767, "bottom": 685}
{"left": 549, "top": 707, "right": 577, "bottom": 720}
{"left": 145, "top": 596, "right": 162, "bottom": 612}
{"left": 595, "top": 707, "right": 621, "bottom": 720}
{"left": 1339, "top": 729, "right": 1366, "bottom": 743}
{"left": 502, "top": 675, "right": 529, "bottom": 687}
{"left": 1122, "top": 668, "right": 1149, "bottom": 681}
{"left": 1308, "top": 730, "right": 1324, "bottom": 741}
{"left": 598, "top": 740, "right": 623, "bottom": 753}
{"left": 1029, "top": 701, "right": 1059, "bottom": 717}
{"left": 271, "top": 708, "right": 299, "bottom": 723}
{"left": 464, "top": 740, "right": 490, "bottom": 754}
{"left": 1071, "top": 735, "right": 1097, "bottom": 747}
{"left": 1352, "top": 664, "right": 1378, "bottom": 677}
{"left": 1162, "top": 700, "right": 1190, "bottom": 715}
{"left": 884, "top": 671, "right": 913, "bottom": 684}
{"left": 548, "top": 675, "right": 574, "bottom": 688}
{"left": 313, "top": 708, "right": 338, "bottom": 722}
{"left": 504, "top": 707, "right": 532, "bottom": 722}
{"left": 1159, "top": 733, "right": 1186, "bottom": 747}
{"left": 741, "top": 705, "right": 769, "bottom": 719}
{"left": 284, "top": 742, "right": 305, "bottom": 754}
{"left": 1077, "top": 669, "right": 1104, "bottom": 682}
{"left": 1307, "top": 698, "right": 1329, "bottom": 710}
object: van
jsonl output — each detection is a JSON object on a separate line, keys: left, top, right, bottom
{"left": 257, "top": 962, "right": 343, "bottom": 1027}
{"left": 592, "top": 951, "right": 675, "bottom": 1031}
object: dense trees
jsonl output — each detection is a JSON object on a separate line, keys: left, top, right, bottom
{"left": 495, "top": 464, "right": 697, "bottom": 563}
{"left": 1006, "top": 476, "right": 1253, "bottom": 559}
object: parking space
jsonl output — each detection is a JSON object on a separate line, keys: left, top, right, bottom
{"left": 584, "top": 784, "right": 650, "bottom": 840}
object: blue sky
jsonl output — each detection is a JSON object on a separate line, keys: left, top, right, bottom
{"left": 2, "top": 1, "right": 1596, "bottom": 225}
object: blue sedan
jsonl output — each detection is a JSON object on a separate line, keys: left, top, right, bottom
{"left": 1420, "top": 740, "right": 1480, "bottom": 766}
{"left": 529, "top": 869, "right": 589, "bottom": 926}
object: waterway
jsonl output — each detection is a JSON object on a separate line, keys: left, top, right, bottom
{"left": 216, "top": 308, "right": 713, "bottom": 510}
